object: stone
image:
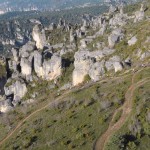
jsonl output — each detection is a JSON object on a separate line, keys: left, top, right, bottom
{"left": 42, "top": 54, "right": 62, "bottom": 80}
{"left": 4, "top": 79, "right": 27, "bottom": 104}
{"left": 109, "top": 13, "right": 128, "bottom": 26}
{"left": 108, "top": 28, "right": 124, "bottom": 48}
{"left": 134, "top": 4, "right": 145, "bottom": 22}
{"left": 105, "top": 56, "right": 123, "bottom": 72}
{"left": 0, "top": 99, "right": 13, "bottom": 113}
{"left": 72, "top": 48, "right": 115, "bottom": 86}
{"left": 20, "top": 57, "right": 32, "bottom": 77}
{"left": 33, "top": 51, "right": 43, "bottom": 77}
{"left": 140, "top": 51, "right": 150, "bottom": 60}
{"left": 128, "top": 36, "right": 137, "bottom": 46}
{"left": 72, "top": 51, "right": 92, "bottom": 86}
{"left": 20, "top": 41, "right": 36, "bottom": 52}
{"left": 32, "top": 24, "right": 46, "bottom": 49}
{"left": 89, "top": 61, "right": 105, "bottom": 82}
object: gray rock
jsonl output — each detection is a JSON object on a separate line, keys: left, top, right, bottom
{"left": 105, "top": 56, "right": 123, "bottom": 72}
{"left": 109, "top": 13, "right": 128, "bottom": 26}
{"left": 8, "top": 60, "right": 18, "bottom": 72}
{"left": 140, "top": 51, "right": 150, "bottom": 60}
{"left": 20, "top": 41, "right": 36, "bottom": 57}
{"left": 33, "top": 51, "right": 43, "bottom": 77}
{"left": 4, "top": 79, "right": 27, "bottom": 105}
{"left": 42, "top": 54, "right": 62, "bottom": 80}
{"left": 134, "top": 4, "right": 145, "bottom": 22}
{"left": 20, "top": 57, "right": 32, "bottom": 77}
{"left": 108, "top": 29, "right": 124, "bottom": 48}
{"left": 32, "top": 24, "right": 47, "bottom": 49}
{"left": 0, "top": 99, "right": 13, "bottom": 113}
{"left": 72, "top": 48, "right": 116, "bottom": 85}
{"left": 89, "top": 61, "right": 105, "bottom": 81}
{"left": 128, "top": 36, "right": 137, "bottom": 46}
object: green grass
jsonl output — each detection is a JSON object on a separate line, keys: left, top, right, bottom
{"left": 105, "top": 68, "right": 150, "bottom": 150}
{"left": 112, "top": 110, "right": 123, "bottom": 125}
{"left": 0, "top": 74, "right": 132, "bottom": 150}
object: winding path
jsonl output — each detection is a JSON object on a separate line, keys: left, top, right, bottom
{"left": 94, "top": 68, "right": 150, "bottom": 150}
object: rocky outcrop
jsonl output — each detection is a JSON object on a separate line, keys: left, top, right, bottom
{"left": 108, "top": 28, "right": 124, "bottom": 48}
{"left": 72, "top": 48, "right": 116, "bottom": 86}
{"left": 134, "top": 4, "right": 145, "bottom": 22}
{"left": 32, "top": 24, "right": 46, "bottom": 49}
{"left": 4, "top": 79, "right": 27, "bottom": 105}
{"left": 73, "top": 51, "right": 92, "bottom": 86}
{"left": 20, "top": 57, "right": 32, "bottom": 77}
{"left": 105, "top": 56, "right": 123, "bottom": 72}
{"left": 42, "top": 54, "right": 62, "bottom": 80}
{"left": 89, "top": 61, "right": 105, "bottom": 81}
{"left": 109, "top": 13, "right": 128, "bottom": 26}
{"left": 34, "top": 51, "right": 62, "bottom": 80}
{"left": 33, "top": 51, "right": 43, "bottom": 77}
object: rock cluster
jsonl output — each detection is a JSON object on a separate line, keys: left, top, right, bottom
{"left": 72, "top": 48, "right": 123, "bottom": 86}
{"left": 0, "top": 2, "right": 149, "bottom": 113}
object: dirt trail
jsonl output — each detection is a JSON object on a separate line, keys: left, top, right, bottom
{"left": 94, "top": 69, "right": 150, "bottom": 150}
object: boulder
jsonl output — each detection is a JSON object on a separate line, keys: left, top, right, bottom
{"left": 128, "top": 36, "right": 137, "bottom": 46}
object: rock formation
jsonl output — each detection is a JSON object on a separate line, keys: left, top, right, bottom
{"left": 32, "top": 24, "right": 46, "bottom": 49}
{"left": 134, "top": 4, "right": 145, "bottom": 22}
{"left": 72, "top": 48, "right": 117, "bottom": 86}
{"left": 108, "top": 28, "right": 124, "bottom": 48}
{"left": 4, "top": 79, "right": 27, "bottom": 105}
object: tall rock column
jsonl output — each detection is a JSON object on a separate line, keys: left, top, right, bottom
{"left": 32, "top": 24, "right": 46, "bottom": 49}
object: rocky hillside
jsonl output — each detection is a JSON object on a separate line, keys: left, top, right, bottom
{"left": 0, "top": 0, "right": 149, "bottom": 150}
{"left": 0, "top": 0, "right": 149, "bottom": 112}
